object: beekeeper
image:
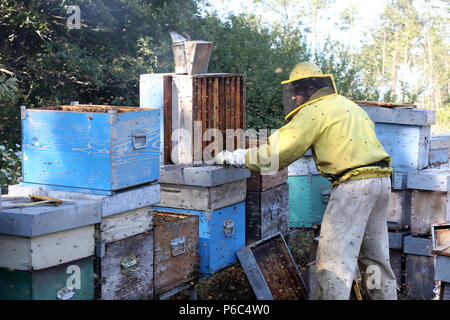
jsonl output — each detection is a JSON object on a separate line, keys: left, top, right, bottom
{"left": 214, "top": 62, "right": 397, "bottom": 300}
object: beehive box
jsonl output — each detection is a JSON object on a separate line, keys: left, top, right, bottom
{"left": 407, "top": 169, "right": 450, "bottom": 236}
{"left": 388, "top": 231, "right": 409, "bottom": 289}
{"left": 21, "top": 105, "right": 160, "bottom": 195}
{"left": 246, "top": 183, "right": 289, "bottom": 244}
{"left": 153, "top": 210, "right": 199, "bottom": 297}
{"left": 163, "top": 74, "right": 246, "bottom": 164}
{"left": 246, "top": 168, "right": 288, "bottom": 192}
{"left": 0, "top": 196, "right": 100, "bottom": 271}
{"left": 440, "top": 282, "right": 450, "bottom": 300}
{"left": 0, "top": 195, "right": 100, "bottom": 300}
{"left": 0, "top": 257, "right": 94, "bottom": 300}
{"left": 236, "top": 233, "right": 308, "bottom": 300}
{"left": 94, "top": 207, "right": 154, "bottom": 300}
{"left": 153, "top": 202, "right": 245, "bottom": 278}
{"left": 403, "top": 235, "right": 435, "bottom": 299}
{"left": 158, "top": 165, "right": 249, "bottom": 211}
{"left": 288, "top": 175, "right": 331, "bottom": 228}
{"left": 159, "top": 180, "right": 246, "bottom": 211}
{"left": 359, "top": 105, "right": 435, "bottom": 172}
{"left": 432, "top": 224, "right": 450, "bottom": 283}
{"left": 429, "top": 134, "right": 450, "bottom": 168}
{"left": 387, "top": 190, "right": 411, "bottom": 230}
{"left": 8, "top": 183, "right": 160, "bottom": 218}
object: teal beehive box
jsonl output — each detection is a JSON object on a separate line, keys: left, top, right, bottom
{"left": 21, "top": 105, "right": 160, "bottom": 195}
{"left": 288, "top": 175, "right": 331, "bottom": 228}
{"left": 0, "top": 257, "right": 94, "bottom": 300}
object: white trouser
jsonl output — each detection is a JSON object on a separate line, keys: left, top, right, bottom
{"left": 313, "top": 177, "right": 398, "bottom": 300}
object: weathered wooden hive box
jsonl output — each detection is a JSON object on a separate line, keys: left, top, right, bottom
{"left": 359, "top": 104, "right": 435, "bottom": 172}
{"left": 8, "top": 183, "right": 160, "bottom": 218}
{"left": 94, "top": 206, "right": 154, "bottom": 300}
{"left": 21, "top": 105, "right": 160, "bottom": 195}
{"left": 158, "top": 165, "right": 250, "bottom": 211}
{"left": 0, "top": 195, "right": 101, "bottom": 300}
{"left": 246, "top": 168, "right": 288, "bottom": 192}
{"left": 7, "top": 184, "right": 160, "bottom": 300}
{"left": 153, "top": 202, "right": 245, "bottom": 278}
{"left": 431, "top": 224, "right": 450, "bottom": 284}
{"left": 429, "top": 134, "right": 450, "bottom": 168}
{"left": 388, "top": 172, "right": 411, "bottom": 230}
{"left": 403, "top": 235, "right": 435, "bottom": 299}
{"left": 407, "top": 169, "right": 450, "bottom": 236}
{"left": 163, "top": 74, "right": 246, "bottom": 164}
{"left": 153, "top": 210, "right": 199, "bottom": 297}
{"left": 388, "top": 231, "right": 409, "bottom": 289}
{"left": 246, "top": 183, "right": 289, "bottom": 244}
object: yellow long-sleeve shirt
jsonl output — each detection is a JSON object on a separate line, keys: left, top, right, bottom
{"left": 245, "top": 94, "right": 393, "bottom": 186}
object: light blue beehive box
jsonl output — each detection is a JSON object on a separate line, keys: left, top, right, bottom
{"left": 153, "top": 201, "right": 246, "bottom": 278}
{"left": 360, "top": 105, "right": 435, "bottom": 172}
{"left": 21, "top": 105, "right": 160, "bottom": 195}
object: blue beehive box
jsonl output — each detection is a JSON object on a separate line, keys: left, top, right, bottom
{"left": 288, "top": 175, "right": 331, "bottom": 228}
{"left": 360, "top": 105, "right": 435, "bottom": 172}
{"left": 21, "top": 105, "right": 160, "bottom": 195}
{"left": 153, "top": 201, "right": 245, "bottom": 278}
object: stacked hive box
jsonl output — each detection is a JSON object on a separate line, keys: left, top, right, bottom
{"left": 404, "top": 168, "right": 449, "bottom": 299}
{"left": 5, "top": 105, "right": 161, "bottom": 300}
{"left": 154, "top": 166, "right": 250, "bottom": 279}
{"left": 287, "top": 149, "right": 331, "bottom": 228}
{"left": 360, "top": 103, "right": 442, "bottom": 298}
{"left": 245, "top": 168, "right": 289, "bottom": 245}
{"left": 8, "top": 176, "right": 160, "bottom": 300}
{"left": 0, "top": 195, "right": 101, "bottom": 300}
{"left": 431, "top": 224, "right": 450, "bottom": 300}
{"left": 152, "top": 210, "right": 199, "bottom": 299}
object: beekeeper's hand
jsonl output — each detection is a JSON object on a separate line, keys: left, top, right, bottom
{"left": 214, "top": 149, "right": 248, "bottom": 167}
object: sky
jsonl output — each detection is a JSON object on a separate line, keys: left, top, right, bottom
{"left": 200, "top": 0, "right": 388, "bottom": 50}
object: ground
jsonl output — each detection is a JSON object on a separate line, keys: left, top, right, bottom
{"left": 168, "top": 227, "right": 432, "bottom": 300}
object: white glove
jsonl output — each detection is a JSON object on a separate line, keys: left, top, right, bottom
{"left": 214, "top": 149, "right": 248, "bottom": 167}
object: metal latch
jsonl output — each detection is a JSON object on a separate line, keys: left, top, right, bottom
{"left": 57, "top": 287, "right": 75, "bottom": 300}
{"left": 224, "top": 219, "right": 234, "bottom": 238}
{"left": 269, "top": 203, "right": 281, "bottom": 220}
{"left": 121, "top": 255, "right": 139, "bottom": 273}
{"left": 171, "top": 236, "right": 186, "bottom": 256}
{"left": 321, "top": 190, "right": 331, "bottom": 204}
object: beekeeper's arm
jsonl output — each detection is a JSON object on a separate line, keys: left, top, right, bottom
{"left": 214, "top": 106, "right": 323, "bottom": 173}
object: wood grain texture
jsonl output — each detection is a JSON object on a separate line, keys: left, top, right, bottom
{"left": 246, "top": 183, "right": 289, "bottom": 244}
{"left": 97, "top": 231, "right": 154, "bottom": 300}
{"left": 98, "top": 207, "right": 153, "bottom": 244}
{"left": 0, "top": 225, "right": 95, "bottom": 271}
{"left": 153, "top": 211, "right": 199, "bottom": 295}
{"left": 247, "top": 168, "right": 288, "bottom": 192}
{"left": 410, "top": 190, "right": 449, "bottom": 236}
{"left": 168, "top": 74, "right": 246, "bottom": 163}
{"left": 387, "top": 190, "right": 411, "bottom": 230}
{"left": 405, "top": 254, "right": 435, "bottom": 299}
{"left": 159, "top": 179, "right": 246, "bottom": 211}
{"left": 164, "top": 76, "right": 173, "bottom": 164}
{"left": 22, "top": 108, "right": 160, "bottom": 193}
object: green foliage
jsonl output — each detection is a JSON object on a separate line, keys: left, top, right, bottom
{"left": 0, "top": 144, "right": 21, "bottom": 194}
{"left": 187, "top": 13, "right": 310, "bottom": 129}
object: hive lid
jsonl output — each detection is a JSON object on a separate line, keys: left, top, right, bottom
{"left": 0, "top": 195, "right": 101, "bottom": 237}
